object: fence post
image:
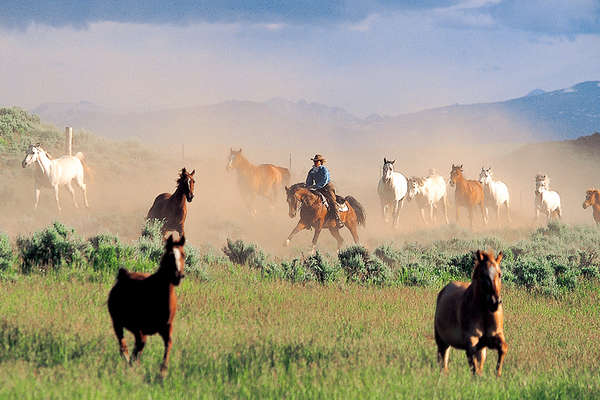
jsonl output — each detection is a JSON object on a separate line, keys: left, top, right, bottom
{"left": 65, "top": 126, "right": 72, "bottom": 156}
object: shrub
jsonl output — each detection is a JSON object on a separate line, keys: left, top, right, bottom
{"left": 222, "top": 238, "right": 266, "bottom": 269}
{"left": 17, "top": 222, "right": 91, "bottom": 273}
{"left": 338, "top": 245, "right": 391, "bottom": 286}
{"left": 88, "top": 233, "right": 134, "bottom": 273}
{"left": 136, "top": 219, "right": 165, "bottom": 263}
{"left": 303, "top": 251, "right": 338, "bottom": 284}
{"left": 0, "top": 233, "right": 14, "bottom": 271}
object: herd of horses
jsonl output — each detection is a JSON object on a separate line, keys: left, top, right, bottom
{"left": 21, "top": 144, "right": 600, "bottom": 378}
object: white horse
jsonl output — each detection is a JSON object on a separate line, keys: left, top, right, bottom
{"left": 534, "top": 174, "right": 561, "bottom": 222}
{"left": 377, "top": 158, "right": 407, "bottom": 227}
{"left": 479, "top": 167, "right": 511, "bottom": 224}
{"left": 406, "top": 172, "right": 449, "bottom": 225}
{"left": 21, "top": 143, "right": 90, "bottom": 211}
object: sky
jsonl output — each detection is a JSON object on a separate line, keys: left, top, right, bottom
{"left": 0, "top": 0, "right": 599, "bottom": 116}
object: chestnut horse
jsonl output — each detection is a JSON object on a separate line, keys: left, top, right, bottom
{"left": 583, "top": 189, "right": 600, "bottom": 224}
{"left": 226, "top": 148, "right": 291, "bottom": 215}
{"left": 108, "top": 235, "right": 186, "bottom": 377}
{"left": 434, "top": 250, "right": 508, "bottom": 377}
{"left": 449, "top": 164, "right": 487, "bottom": 229}
{"left": 284, "top": 183, "right": 365, "bottom": 251}
{"left": 147, "top": 168, "right": 195, "bottom": 238}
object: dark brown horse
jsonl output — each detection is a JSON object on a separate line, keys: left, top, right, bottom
{"left": 434, "top": 250, "right": 508, "bottom": 377}
{"left": 583, "top": 188, "right": 600, "bottom": 224}
{"left": 226, "top": 148, "right": 291, "bottom": 215}
{"left": 108, "top": 235, "right": 186, "bottom": 377}
{"left": 284, "top": 183, "right": 365, "bottom": 251}
{"left": 147, "top": 168, "right": 195, "bottom": 238}
{"left": 449, "top": 164, "right": 487, "bottom": 229}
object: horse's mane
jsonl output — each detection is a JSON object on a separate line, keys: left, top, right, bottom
{"left": 409, "top": 176, "right": 425, "bottom": 185}
{"left": 288, "top": 182, "right": 306, "bottom": 192}
{"left": 176, "top": 168, "right": 189, "bottom": 186}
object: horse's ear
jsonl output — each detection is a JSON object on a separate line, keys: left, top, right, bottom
{"left": 496, "top": 251, "right": 503, "bottom": 264}
{"left": 285, "top": 185, "right": 289, "bottom": 192}
{"left": 474, "top": 250, "right": 484, "bottom": 262}
{"left": 178, "top": 235, "right": 186, "bottom": 247}
{"left": 166, "top": 234, "right": 174, "bottom": 249}
{"left": 391, "top": 160, "right": 395, "bottom": 164}
{"left": 190, "top": 169, "right": 195, "bottom": 176}
{"left": 460, "top": 164, "right": 463, "bottom": 169}
{"left": 384, "top": 157, "right": 387, "bottom": 163}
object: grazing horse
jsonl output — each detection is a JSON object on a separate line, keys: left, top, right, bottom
{"left": 534, "top": 174, "right": 561, "bottom": 222}
{"left": 449, "top": 165, "right": 487, "bottom": 229}
{"left": 434, "top": 250, "right": 508, "bottom": 377}
{"left": 479, "top": 167, "right": 511, "bottom": 225}
{"left": 583, "top": 189, "right": 600, "bottom": 224}
{"left": 377, "top": 158, "right": 407, "bottom": 227}
{"left": 147, "top": 168, "right": 195, "bottom": 238}
{"left": 108, "top": 235, "right": 186, "bottom": 377}
{"left": 406, "top": 172, "right": 449, "bottom": 225}
{"left": 226, "top": 148, "right": 291, "bottom": 215}
{"left": 284, "top": 183, "right": 365, "bottom": 251}
{"left": 21, "top": 143, "right": 90, "bottom": 211}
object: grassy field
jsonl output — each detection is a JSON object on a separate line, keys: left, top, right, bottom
{"left": 0, "top": 265, "right": 598, "bottom": 399}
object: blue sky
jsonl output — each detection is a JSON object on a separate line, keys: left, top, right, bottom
{"left": 0, "top": 0, "right": 599, "bottom": 115}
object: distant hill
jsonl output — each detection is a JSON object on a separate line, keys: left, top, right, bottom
{"left": 32, "top": 81, "right": 600, "bottom": 148}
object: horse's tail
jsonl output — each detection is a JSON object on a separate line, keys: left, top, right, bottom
{"left": 345, "top": 196, "right": 366, "bottom": 226}
{"left": 75, "top": 152, "right": 94, "bottom": 182}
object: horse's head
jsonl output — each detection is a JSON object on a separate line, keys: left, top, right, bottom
{"left": 177, "top": 168, "right": 195, "bottom": 202}
{"left": 382, "top": 158, "right": 395, "bottom": 181}
{"left": 285, "top": 183, "right": 303, "bottom": 218}
{"left": 472, "top": 250, "right": 503, "bottom": 313}
{"left": 449, "top": 164, "right": 463, "bottom": 187}
{"left": 479, "top": 167, "right": 492, "bottom": 185}
{"left": 226, "top": 148, "right": 242, "bottom": 171}
{"left": 22, "top": 143, "right": 42, "bottom": 168}
{"left": 406, "top": 177, "right": 422, "bottom": 200}
{"left": 535, "top": 174, "right": 549, "bottom": 195}
{"left": 161, "top": 234, "right": 186, "bottom": 286}
{"left": 583, "top": 189, "right": 598, "bottom": 209}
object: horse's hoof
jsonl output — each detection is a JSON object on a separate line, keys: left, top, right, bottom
{"left": 284, "top": 239, "right": 290, "bottom": 247}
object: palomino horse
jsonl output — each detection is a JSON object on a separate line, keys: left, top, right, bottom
{"left": 377, "top": 158, "right": 407, "bottom": 227}
{"left": 534, "top": 174, "right": 561, "bottom": 222}
{"left": 147, "top": 168, "right": 195, "bottom": 238}
{"left": 108, "top": 235, "right": 186, "bottom": 377}
{"left": 582, "top": 189, "right": 600, "bottom": 224}
{"left": 284, "top": 183, "right": 366, "bottom": 251}
{"left": 406, "top": 172, "right": 449, "bottom": 225}
{"left": 226, "top": 148, "right": 291, "bottom": 215}
{"left": 449, "top": 165, "right": 487, "bottom": 229}
{"left": 434, "top": 250, "right": 508, "bottom": 377}
{"left": 479, "top": 167, "right": 511, "bottom": 225}
{"left": 21, "top": 143, "right": 90, "bottom": 211}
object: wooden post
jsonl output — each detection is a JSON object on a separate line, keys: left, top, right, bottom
{"left": 65, "top": 126, "right": 72, "bottom": 156}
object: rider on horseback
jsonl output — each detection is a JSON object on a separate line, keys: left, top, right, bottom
{"left": 306, "top": 154, "right": 344, "bottom": 229}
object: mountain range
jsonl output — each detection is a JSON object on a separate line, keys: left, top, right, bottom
{"left": 32, "top": 81, "right": 600, "bottom": 149}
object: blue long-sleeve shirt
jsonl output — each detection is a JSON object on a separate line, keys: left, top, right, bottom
{"left": 306, "top": 165, "right": 330, "bottom": 189}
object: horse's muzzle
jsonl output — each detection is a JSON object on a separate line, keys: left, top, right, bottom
{"left": 583, "top": 201, "right": 589, "bottom": 209}
{"left": 187, "top": 194, "right": 194, "bottom": 202}
{"left": 21, "top": 160, "right": 27, "bottom": 168}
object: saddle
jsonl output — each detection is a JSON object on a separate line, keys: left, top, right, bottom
{"left": 311, "top": 190, "right": 348, "bottom": 212}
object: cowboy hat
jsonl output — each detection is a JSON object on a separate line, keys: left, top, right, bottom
{"left": 310, "top": 154, "right": 326, "bottom": 162}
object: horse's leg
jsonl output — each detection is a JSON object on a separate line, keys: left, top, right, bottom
{"left": 392, "top": 200, "right": 400, "bottom": 228}
{"left": 455, "top": 203, "right": 460, "bottom": 225}
{"left": 346, "top": 217, "right": 360, "bottom": 245}
{"left": 67, "top": 181, "right": 79, "bottom": 208}
{"left": 112, "top": 323, "right": 129, "bottom": 363}
{"left": 465, "top": 337, "right": 481, "bottom": 376}
{"left": 76, "top": 175, "right": 89, "bottom": 208}
{"left": 429, "top": 204, "right": 435, "bottom": 225}
{"left": 474, "top": 347, "right": 487, "bottom": 375}
{"left": 34, "top": 186, "right": 40, "bottom": 209}
{"left": 468, "top": 207, "right": 474, "bottom": 230}
{"left": 159, "top": 324, "right": 173, "bottom": 377}
{"left": 435, "top": 329, "right": 450, "bottom": 373}
{"left": 443, "top": 196, "right": 449, "bottom": 225}
{"left": 493, "top": 333, "right": 508, "bottom": 377}
{"left": 285, "top": 221, "right": 306, "bottom": 247}
{"left": 419, "top": 207, "right": 427, "bottom": 225}
{"left": 53, "top": 184, "right": 61, "bottom": 212}
{"left": 131, "top": 331, "right": 147, "bottom": 363}
{"left": 328, "top": 227, "right": 345, "bottom": 250}
{"left": 311, "top": 227, "right": 322, "bottom": 254}
{"left": 496, "top": 204, "right": 501, "bottom": 226}
{"left": 480, "top": 202, "right": 488, "bottom": 226}
{"left": 506, "top": 200, "right": 512, "bottom": 224}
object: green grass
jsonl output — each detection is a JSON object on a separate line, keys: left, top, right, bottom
{"left": 0, "top": 266, "right": 598, "bottom": 399}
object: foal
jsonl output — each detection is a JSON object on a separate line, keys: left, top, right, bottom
{"left": 434, "top": 250, "right": 508, "bottom": 377}
{"left": 108, "top": 235, "right": 186, "bottom": 376}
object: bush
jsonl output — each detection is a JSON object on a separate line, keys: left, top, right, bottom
{"left": 222, "top": 238, "right": 266, "bottom": 269}
{"left": 88, "top": 233, "right": 134, "bottom": 273}
{"left": 303, "top": 251, "right": 339, "bottom": 284}
{"left": 0, "top": 233, "right": 14, "bottom": 271}
{"left": 339, "top": 245, "right": 391, "bottom": 286}
{"left": 136, "top": 219, "right": 165, "bottom": 263}
{"left": 17, "top": 222, "right": 91, "bottom": 273}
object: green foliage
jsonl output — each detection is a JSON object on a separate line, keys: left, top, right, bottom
{"left": 222, "top": 238, "right": 266, "bottom": 269}
{"left": 136, "top": 219, "right": 165, "bottom": 263}
{"left": 16, "top": 222, "right": 92, "bottom": 273}
{"left": 0, "top": 232, "right": 14, "bottom": 272}
{"left": 338, "top": 245, "right": 392, "bottom": 286}
{"left": 87, "top": 233, "right": 134, "bottom": 273}
{"left": 303, "top": 251, "right": 339, "bottom": 284}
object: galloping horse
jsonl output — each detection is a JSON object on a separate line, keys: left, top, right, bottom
{"left": 534, "top": 174, "right": 561, "bottom": 222}
{"left": 449, "top": 164, "right": 487, "bottom": 229}
{"left": 21, "top": 143, "right": 90, "bottom": 211}
{"left": 227, "top": 148, "right": 291, "bottom": 215}
{"left": 479, "top": 167, "right": 511, "bottom": 225}
{"left": 583, "top": 189, "right": 600, "bottom": 224}
{"left": 108, "top": 234, "right": 186, "bottom": 377}
{"left": 406, "top": 172, "right": 449, "bottom": 225}
{"left": 147, "top": 168, "right": 195, "bottom": 238}
{"left": 434, "top": 250, "right": 508, "bottom": 377}
{"left": 377, "top": 158, "right": 407, "bottom": 227}
{"left": 284, "top": 183, "right": 366, "bottom": 251}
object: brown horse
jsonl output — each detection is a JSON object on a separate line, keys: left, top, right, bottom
{"left": 434, "top": 250, "right": 508, "bottom": 377}
{"left": 226, "top": 148, "right": 291, "bottom": 215}
{"left": 583, "top": 189, "right": 600, "bottom": 224}
{"left": 147, "top": 168, "right": 195, "bottom": 238}
{"left": 284, "top": 183, "right": 365, "bottom": 251}
{"left": 107, "top": 235, "right": 186, "bottom": 377}
{"left": 449, "top": 164, "right": 487, "bottom": 229}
